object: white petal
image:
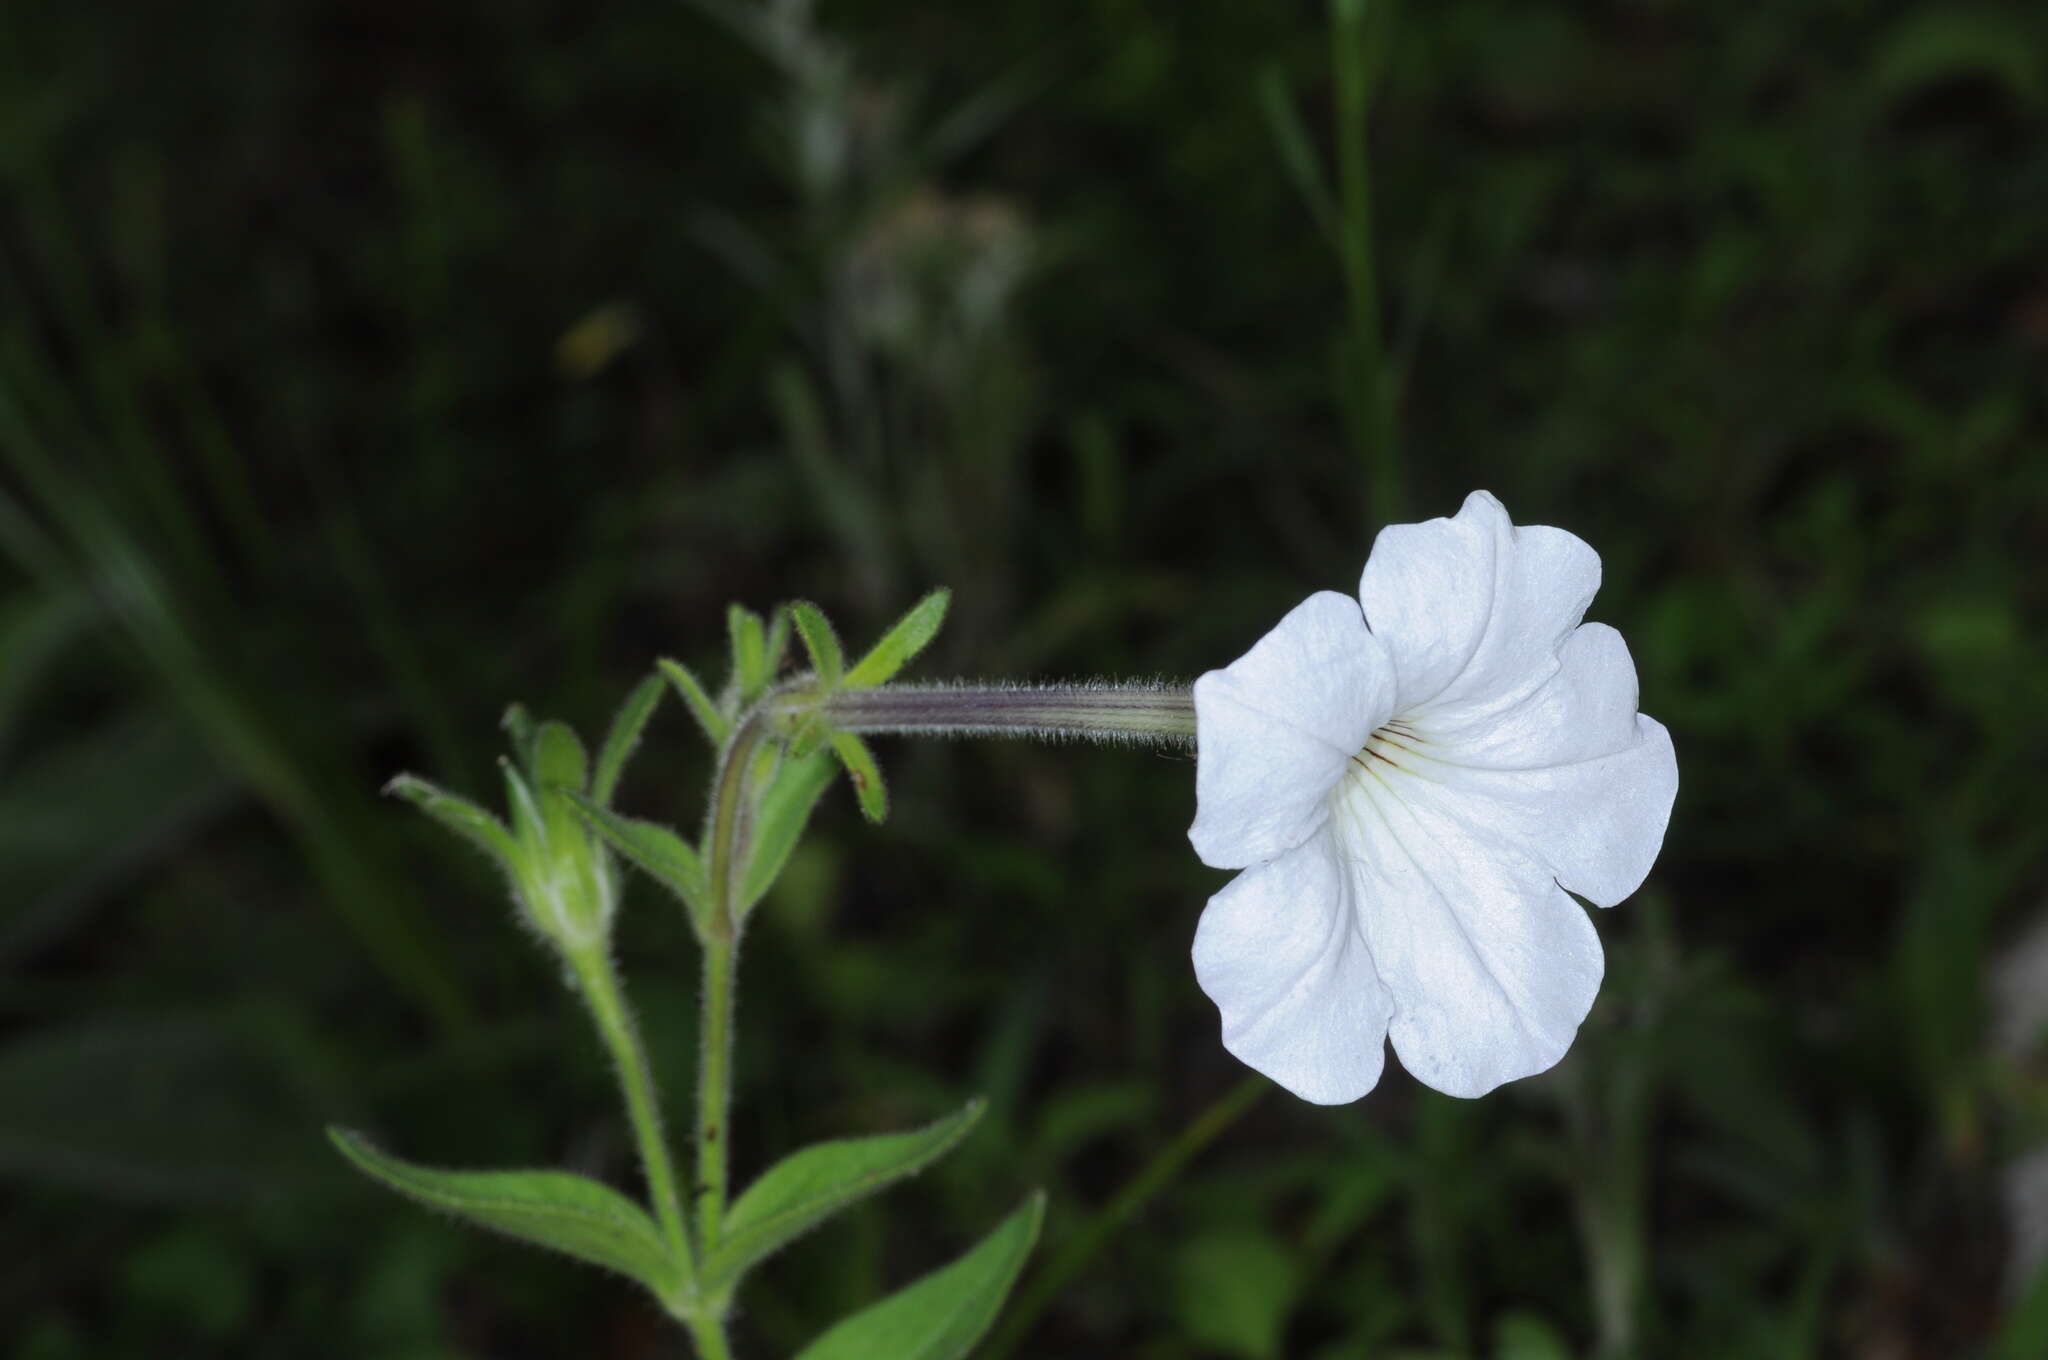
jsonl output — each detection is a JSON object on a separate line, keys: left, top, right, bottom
{"left": 1189, "top": 590, "right": 1394, "bottom": 870}
{"left": 1358, "top": 491, "right": 1600, "bottom": 724}
{"left": 1192, "top": 831, "right": 1394, "bottom": 1104}
{"left": 1388, "top": 623, "right": 1679, "bottom": 907}
{"left": 1330, "top": 768, "right": 1604, "bottom": 1097}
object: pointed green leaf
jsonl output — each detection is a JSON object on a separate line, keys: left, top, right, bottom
{"left": 739, "top": 748, "right": 837, "bottom": 914}
{"left": 384, "top": 773, "right": 521, "bottom": 872}
{"left": 592, "top": 675, "right": 664, "bottom": 808}
{"left": 790, "top": 601, "right": 844, "bottom": 687}
{"left": 501, "top": 758, "right": 547, "bottom": 856}
{"left": 729, "top": 605, "right": 768, "bottom": 700}
{"left": 711, "top": 1100, "right": 986, "bottom": 1287}
{"left": 566, "top": 791, "right": 707, "bottom": 925}
{"left": 531, "top": 720, "right": 593, "bottom": 866}
{"left": 794, "top": 1192, "right": 1045, "bottom": 1360}
{"left": 660, "top": 658, "right": 731, "bottom": 746}
{"left": 843, "top": 588, "right": 950, "bottom": 689}
{"left": 828, "top": 731, "right": 888, "bottom": 823}
{"left": 1256, "top": 65, "right": 1340, "bottom": 257}
{"left": 501, "top": 703, "right": 538, "bottom": 771}
{"left": 762, "top": 604, "right": 794, "bottom": 679}
{"left": 327, "top": 1128, "right": 676, "bottom": 1292}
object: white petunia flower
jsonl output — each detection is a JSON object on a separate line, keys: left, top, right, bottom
{"left": 1188, "top": 491, "right": 1677, "bottom": 1103}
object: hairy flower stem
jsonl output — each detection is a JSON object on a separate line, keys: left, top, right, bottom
{"left": 802, "top": 681, "right": 1197, "bottom": 747}
{"left": 674, "top": 701, "right": 773, "bottom": 1357}
{"left": 566, "top": 945, "right": 697, "bottom": 1297}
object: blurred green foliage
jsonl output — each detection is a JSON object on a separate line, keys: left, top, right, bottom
{"left": 2, "top": 0, "right": 2046, "bottom": 1355}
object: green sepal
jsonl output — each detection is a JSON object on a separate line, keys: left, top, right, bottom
{"left": 762, "top": 604, "right": 794, "bottom": 680}
{"left": 739, "top": 748, "right": 837, "bottom": 914}
{"left": 500, "top": 758, "right": 548, "bottom": 859}
{"left": 729, "top": 605, "right": 768, "bottom": 701}
{"left": 327, "top": 1128, "right": 679, "bottom": 1294}
{"left": 793, "top": 1191, "right": 1045, "bottom": 1360}
{"left": 566, "top": 791, "right": 708, "bottom": 928}
{"left": 843, "top": 588, "right": 949, "bottom": 688}
{"left": 383, "top": 773, "right": 521, "bottom": 871}
{"left": 828, "top": 731, "right": 888, "bottom": 823}
{"left": 592, "top": 674, "right": 664, "bottom": 809}
{"left": 659, "top": 658, "right": 731, "bottom": 747}
{"left": 531, "top": 720, "right": 589, "bottom": 792}
{"left": 790, "top": 601, "right": 844, "bottom": 688}
{"left": 500, "top": 702, "right": 539, "bottom": 772}
{"left": 708, "top": 1100, "right": 986, "bottom": 1289}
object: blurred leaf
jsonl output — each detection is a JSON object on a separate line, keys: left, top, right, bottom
{"left": 0, "top": 584, "right": 90, "bottom": 755}
{"left": 0, "top": 1019, "right": 324, "bottom": 1201}
{"left": 121, "top": 1225, "right": 255, "bottom": 1340}
{"left": 1173, "top": 1228, "right": 1300, "bottom": 1359}
{"left": 1869, "top": 9, "right": 2044, "bottom": 109}
{"left": 794, "top": 1191, "right": 1044, "bottom": 1360}
{"left": 1992, "top": 1258, "right": 2048, "bottom": 1360}
{"left": 327, "top": 1128, "right": 677, "bottom": 1293}
{"left": 770, "top": 362, "right": 895, "bottom": 605}
{"left": 827, "top": 731, "right": 888, "bottom": 823}
{"left": 1491, "top": 1312, "right": 1574, "bottom": 1360}
{"left": 709, "top": 1098, "right": 986, "bottom": 1286}
{"left": 591, "top": 674, "right": 664, "bottom": 808}
{"left": 739, "top": 749, "right": 837, "bottom": 914}
{"left": 844, "top": 588, "right": 951, "bottom": 689}
{"left": 0, "top": 704, "right": 234, "bottom": 968}
{"left": 1256, "top": 65, "right": 1339, "bottom": 255}
{"left": 1892, "top": 836, "right": 1997, "bottom": 1099}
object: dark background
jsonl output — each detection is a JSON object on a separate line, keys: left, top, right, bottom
{"left": 3, "top": 1, "right": 2046, "bottom": 1356}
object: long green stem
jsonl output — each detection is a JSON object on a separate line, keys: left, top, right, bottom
{"left": 1332, "top": 0, "right": 1401, "bottom": 522}
{"left": 981, "top": 1074, "right": 1268, "bottom": 1358}
{"left": 682, "top": 1311, "right": 737, "bottom": 1360}
{"left": 696, "top": 930, "right": 739, "bottom": 1249}
{"left": 697, "top": 711, "right": 768, "bottom": 1250}
{"left": 667, "top": 703, "right": 772, "bottom": 1358}
{"left": 569, "top": 946, "right": 696, "bottom": 1294}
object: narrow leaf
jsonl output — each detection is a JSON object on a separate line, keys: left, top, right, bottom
{"left": 762, "top": 604, "right": 794, "bottom": 680}
{"left": 500, "top": 702, "right": 538, "bottom": 771}
{"left": 729, "top": 605, "right": 768, "bottom": 700}
{"left": 790, "top": 601, "right": 844, "bottom": 687}
{"left": 1256, "top": 66, "right": 1340, "bottom": 256}
{"left": 566, "top": 791, "right": 708, "bottom": 924}
{"left": 327, "top": 1128, "right": 676, "bottom": 1292}
{"left": 739, "top": 748, "right": 837, "bottom": 914}
{"left": 843, "top": 588, "right": 950, "bottom": 688}
{"left": 659, "top": 658, "right": 731, "bottom": 746}
{"left": 384, "top": 773, "right": 520, "bottom": 872}
{"left": 794, "top": 1192, "right": 1045, "bottom": 1360}
{"left": 592, "top": 675, "right": 664, "bottom": 808}
{"left": 828, "top": 731, "right": 888, "bottom": 823}
{"left": 711, "top": 1100, "right": 986, "bottom": 1287}
{"left": 501, "top": 758, "right": 547, "bottom": 857}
